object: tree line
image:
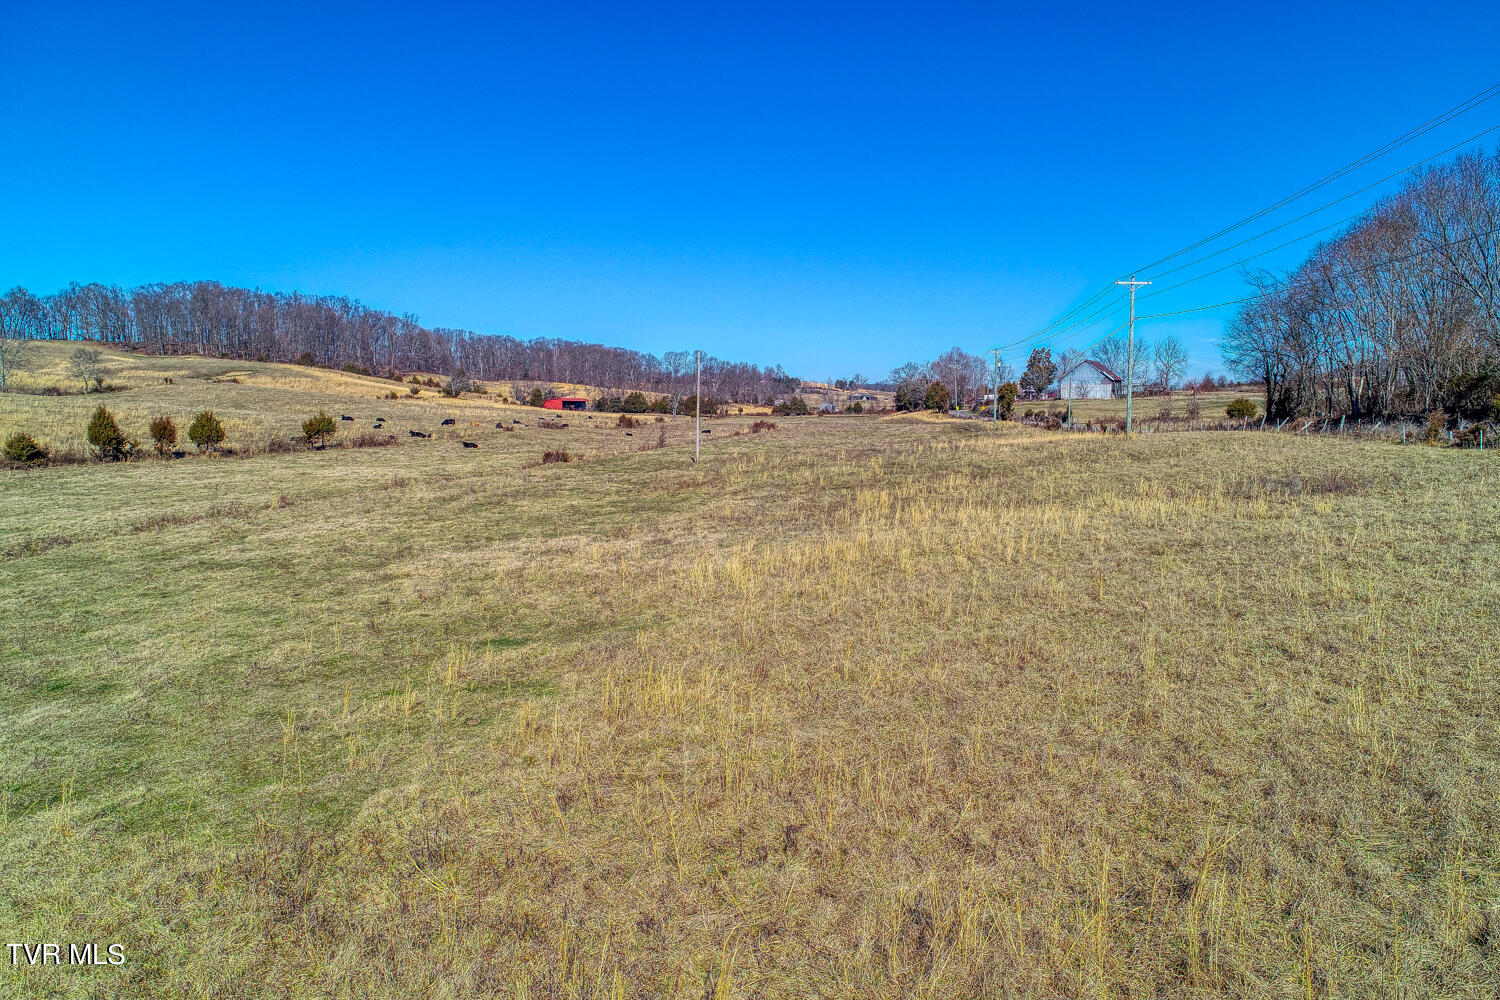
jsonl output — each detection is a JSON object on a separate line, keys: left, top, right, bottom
{"left": 886, "top": 335, "right": 1196, "bottom": 413}
{"left": 1223, "top": 147, "right": 1500, "bottom": 420}
{"left": 888, "top": 348, "right": 999, "bottom": 410}
{"left": 0, "top": 280, "right": 800, "bottom": 403}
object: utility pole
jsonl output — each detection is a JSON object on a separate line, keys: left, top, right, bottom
{"left": 990, "top": 348, "right": 1001, "bottom": 424}
{"left": 694, "top": 349, "right": 702, "bottom": 461}
{"left": 1115, "top": 275, "right": 1151, "bottom": 434}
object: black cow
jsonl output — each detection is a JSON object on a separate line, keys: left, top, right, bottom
{"left": 495, "top": 422, "right": 505, "bottom": 428}
{"left": 441, "top": 418, "right": 456, "bottom": 426}
{"left": 409, "top": 430, "right": 429, "bottom": 438}
{"left": 373, "top": 424, "right": 383, "bottom": 429}
{"left": 702, "top": 429, "right": 712, "bottom": 434}
{"left": 512, "top": 419, "right": 521, "bottom": 424}
{"left": 461, "top": 441, "right": 478, "bottom": 448}
{"left": 625, "top": 432, "right": 633, "bottom": 437}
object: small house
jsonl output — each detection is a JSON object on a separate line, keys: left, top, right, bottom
{"left": 1056, "top": 360, "right": 1122, "bottom": 400}
{"left": 543, "top": 397, "right": 589, "bottom": 411}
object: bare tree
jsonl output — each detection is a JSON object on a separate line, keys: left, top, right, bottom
{"left": 1095, "top": 335, "right": 1127, "bottom": 380}
{"left": 1151, "top": 335, "right": 1190, "bottom": 394}
{"left": 0, "top": 333, "right": 28, "bottom": 390}
{"left": 0, "top": 289, "right": 37, "bottom": 390}
{"left": 68, "top": 347, "right": 107, "bottom": 393}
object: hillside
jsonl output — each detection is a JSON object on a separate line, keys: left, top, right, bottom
{"left": 0, "top": 343, "right": 768, "bottom": 458}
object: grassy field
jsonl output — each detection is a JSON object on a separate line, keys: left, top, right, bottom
{"left": 2, "top": 352, "right": 1498, "bottom": 998}
{"left": 0, "top": 344, "right": 719, "bottom": 463}
{"left": 1027, "top": 390, "right": 1267, "bottom": 424}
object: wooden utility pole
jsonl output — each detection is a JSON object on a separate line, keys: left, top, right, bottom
{"left": 1115, "top": 276, "right": 1151, "bottom": 434}
{"left": 991, "top": 348, "right": 1001, "bottom": 424}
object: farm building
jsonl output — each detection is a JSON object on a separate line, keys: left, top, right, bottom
{"left": 1057, "top": 360, "right": 1122, "bottom": 400}
{"left": 543, "top": 397, "right": 589, "bottom": 411}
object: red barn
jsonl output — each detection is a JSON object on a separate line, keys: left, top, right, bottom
{"left": 543, "top": 397, "right": 588, "bottom": 411}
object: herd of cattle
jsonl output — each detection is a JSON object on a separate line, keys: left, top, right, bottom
{"left": 332, "top": 412, "right": 593, "bottom": 449}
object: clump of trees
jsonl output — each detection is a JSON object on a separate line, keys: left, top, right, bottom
{"left": 772, "top": 395, "right": 810, "bottom": 415}
{"left": 677, "top": 394, "right": 719, "bottom": 417}
{"left": 1223, "top": 148, "right": 1500, "bottom": 420}
{"left": 593, "top": 391, "right": 652, "bottom": 413}
{"left": 922, "top": 382, "right": 952, "bottom": 411}
{"left": 890, "top": 348, "right": 998, "bottom": 412}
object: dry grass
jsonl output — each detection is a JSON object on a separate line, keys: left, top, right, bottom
{"left": 1031, "top": 390, "right": 1267, "bottom": 423}
{"left": 1, "top": 361, "right": 1497, "bottom": 998}
{"left": 0, "top": 343, "right": 717, "bottom": 462}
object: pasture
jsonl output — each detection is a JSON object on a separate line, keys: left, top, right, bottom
{"left": 1028, "top": 389, "right": 1267, "bottom": 424}
{"left": 1, "top": 352, "right": 1497, "bottom": 999}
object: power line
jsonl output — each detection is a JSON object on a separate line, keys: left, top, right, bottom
{"left": 1138, "top": 209, "right": 1370, "bottom": 301}
{"left": 1135, "top": 223, "right": 1500, "bottom": 321}
{"left": 1000, "top": 118, "right": 1500, "bottom": 359}
{"left": 1142, "top": 121, "right": 1500, "bottom": 284}
{"left": 996, "top": 82, "right": 1500, "bottom": 355}
{"left": 1132, "top": 82, "right": 1500, "bottom": 274}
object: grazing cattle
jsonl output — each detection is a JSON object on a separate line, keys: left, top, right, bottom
{"left": 441, "top": 418, "right": 456, "bottom": 426}
{"left": 373, "top": 423, "right": 383, "bottom": 429}
{"left": 495, "top": 422, "right": 505, "bottom": 428}
{"left": 702, "top": 429, "right": 712, "bottom": 434}
{"left": 625, "top": 432, "right": 633, "bottom": 437}
{"left": 340, "top": 415, "right": 353, "bottom": 421}
{"left": 512, "top": 419, "right": 521, "bottom": 424}
{"left": 461, "top": 441, "right": 478, "bottom": 448}
{"left": 377, "top": 417, "right": 388, "bottom": 421}
{"left": 409, "top": 430, "right": 429, "bottom": 438}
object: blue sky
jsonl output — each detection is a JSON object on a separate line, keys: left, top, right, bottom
{"left": 3, "top": 1, "right": 1497, "bottom": 381}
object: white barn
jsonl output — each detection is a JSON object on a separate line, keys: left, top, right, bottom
{"left": 1057, "top": 359, "right": 1122, "bottom": 400}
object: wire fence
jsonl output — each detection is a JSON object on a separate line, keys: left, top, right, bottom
{"left": 1017, "top": 411, "right": 1495, "bottom": 448}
